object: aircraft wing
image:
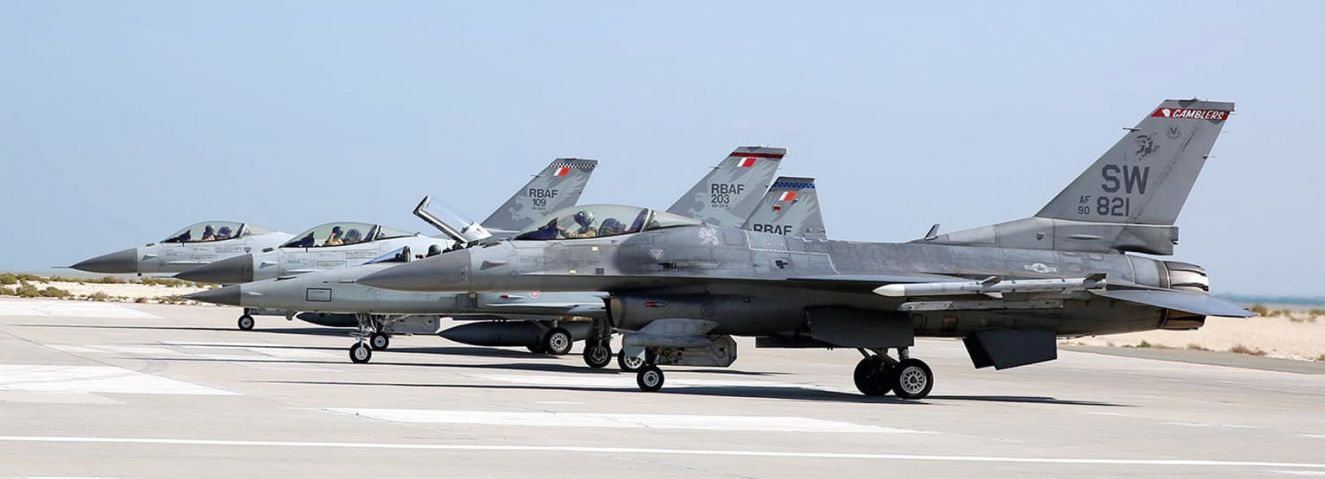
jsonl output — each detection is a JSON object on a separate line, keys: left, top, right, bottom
{"left": 1090, "top": 289, "right": 1253, "bottom": 318}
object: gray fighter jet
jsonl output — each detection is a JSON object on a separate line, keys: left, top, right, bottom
{"left": 69, "top": 222, "right": 292, "bottom": 274}
{"left": 361, "top": 99, "right": 1252, "bottom": 400}
{"left": 179, "top": 158, "right": 598, "bottom": 330}
{"left": 187, "top": 148, "right": 793, "bottom": 365}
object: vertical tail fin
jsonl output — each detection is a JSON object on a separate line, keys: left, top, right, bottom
{"left": 1036, "top": 99, "right": 1233, "bottom": 225}
{"left": 481, "top": 158, "right": 598, "bottom": 232}
{"left": 666, "top": 146, "right": 784, "bottom": 227}
{"left": 742, "top": 177, "right": 828, "bottom": 240}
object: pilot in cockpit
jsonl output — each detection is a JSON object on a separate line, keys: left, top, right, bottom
{"left": 561, "top": 211, "right": 598, "bottom": 239}
{"left": 324, "top": 226, "right": 345, "bottom": 246}
{"left": 343, "top": 228, "right": 363, "bottom": 244}
{"left": 201, "top": 225, "right": 216, "bottom": 241}
{"left": 215, "top": 226, "right": 233, "bottom": 240}
{"left": 598, "top": 218, "right": 626, "bottom": 236}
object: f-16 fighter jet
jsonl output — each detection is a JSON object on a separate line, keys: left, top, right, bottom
{"left": 69, "top": 222, "right": 292, "bottom": 275}
{"left": 360, "top": 99, "right": 1252, "bottom": 400}
{"left": 187, "top": 148, "right": 795, "bottom": 365}
{"left": 178, "top": 158, "right": 599, "bottom": 330}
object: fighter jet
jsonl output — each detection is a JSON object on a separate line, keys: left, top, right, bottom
{"left": 178, "top": 158, "right": 598, "bottom": 330}
{"left": 361, "top": 99, "right": 1252, "bottom": 400}
{"left": 69, "top": 222, "right": 292, "bottom": 274}
{"left": 187, "top": 148, "right": 793, "bottom": 365}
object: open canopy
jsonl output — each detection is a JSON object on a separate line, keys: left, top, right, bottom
{"left": 514, "top": 204, "right": 701, "bottom": 241}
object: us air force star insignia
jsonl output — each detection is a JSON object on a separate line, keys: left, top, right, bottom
{"left": 1023, "top": 262, "right": 1058, "bottom": 274}
{"left": 698, "top": 227, "right": 720, "bottom": 246}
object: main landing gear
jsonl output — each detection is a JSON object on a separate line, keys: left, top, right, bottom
{"left": 853, "top": 347, "right": 933, "bottom": 400}
{"left": 348, "top": 314, "right": 392, "bottom": 364}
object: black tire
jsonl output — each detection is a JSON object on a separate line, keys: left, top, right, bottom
{"left": 891, "top": 358, "right": 934, "bottom": 400}
{"left": 237, "top": 315, "right": 255, "bottom": 331}
{"left": 582, "top": 341, "right": 612, "bottom": 369}
{"left": 527, "top": 344, "right": 547, "bottom": 354}
{"left": 617, "top": 350, "right": 645, "bottom": 372}
{"left": 349, "top": 342, "right": 372, "bottom": 364}
{"left": 370, "top": 332, "right": 390, "bottom": 351}
{"left": 853, "top": 356, "right": 892, "bottom": 396}
{"left": 636, "top": 365, "right": 665, "bottom": 392}
{"left": 543, "top": 327, "right": 573, "bottom": 355}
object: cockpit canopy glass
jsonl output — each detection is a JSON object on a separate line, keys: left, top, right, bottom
{"left": 374, "top": 226, "right": 415, "bottom": 241}
{"left": 162, "top": 221, "right": 246, "bottom": 243}
{"left": 282, "top": 222, "right": 377, "bottom": 248}
{"left": 513, "top": 205, "right": 701, "bottom": 241}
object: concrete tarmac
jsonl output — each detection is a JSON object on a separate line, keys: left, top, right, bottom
{"left": 0, "top": 298, "right": 1322, "bottom": 478}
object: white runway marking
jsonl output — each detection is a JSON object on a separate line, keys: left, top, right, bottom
{"left": 1302, "top": 434, "right": 1325, "bottom": 439}
{"left": 1, "top": 436, "right": 1324, "bottom": 470}
{"left": 0, "top": 301, "right": 157, "bottom": 319}
{"left": 0, "top": 365, "right": 234, "bottom": 396}
{"left": 470, "top": 373, "right": 849, "bottom": 393}
{"left": 1276, "top": 471, "right": 1325, "bottom": 476}
{"left": 323, "top": 408, "right": 912, "bottom": 434}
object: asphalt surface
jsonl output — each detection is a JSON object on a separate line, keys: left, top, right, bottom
{"left": 1, "top": 298, "right": 1323, "bottom": 478}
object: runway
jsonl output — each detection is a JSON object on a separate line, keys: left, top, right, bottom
{"left": 1, "top": 299, "right": 1322, "bottom": 477}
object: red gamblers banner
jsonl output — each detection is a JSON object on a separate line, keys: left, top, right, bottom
{"left": 1151, "top": 108, "right": 1231, "bottom": 121}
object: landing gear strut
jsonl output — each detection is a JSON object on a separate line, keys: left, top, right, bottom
{"left": 347, "top": 314, "right": 390, "bottom": 363}
{"left": 853, "top": 347, "right": 933, "bottom": 399}
{"left": 582, "top": 339, "right": 612, "bottom": 369}
{"left": 581, "top": 316, "right": 614, "bottom": 369}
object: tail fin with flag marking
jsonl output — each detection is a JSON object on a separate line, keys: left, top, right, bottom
{"left": 666, "top": 146, "right": 783, "bottom": 227}
{"left": 742, "top": 176, "right": 827, "bottom": 240}
{"left": 481, "top": 158, "right": 598, "bottom": 233}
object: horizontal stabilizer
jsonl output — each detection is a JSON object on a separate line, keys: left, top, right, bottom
{"left": 1092, "top": 289, "right": 1252, "bottom": 318}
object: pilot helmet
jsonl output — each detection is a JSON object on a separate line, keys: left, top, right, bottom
{"left": 600, "top": 218, "right": 624, "bottom": 234}
{"left": 217, "top": 226, "right": 232, "bottom": 236}
{"left": 574, "top": 210, "right": 595, "bottom": 228}
{"left": 331, "top": 226, "right": 343, "bottom": 235}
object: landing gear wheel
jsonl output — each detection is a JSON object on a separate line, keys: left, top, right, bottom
{"left": 891, "top": 358, "right": 934, "bottom": 400}
{"left": 618, "top": 350, "right": 645, "bottom": 372}
{"left": 636, "top": 365, "right": 665, "bottom": 392}
{"left": 237, "top": 315, "right": 255, "bottom": 331}
{"left": 543, "top": 328, "right": 572, "bottom": 355}
{"left": 527, "top": 344, "right": 547, "bottom": 354}
{"left": 349, "top": 342, "right": 372, "bottom": 364}
{"left": 582, "top": 341, "right": 612, "bottom": 369}
{"left": 369, "top": 332, "right": 390, "bottom": 351}
{"left": 853, "top": 356, "right": 893, "bottom": 396}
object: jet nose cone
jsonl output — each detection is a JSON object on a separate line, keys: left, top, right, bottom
{"left": 70, "top": 248, "right": 139, "bottom": 274}
{"left": 184, "top": 284, "right": 242, "bottom": 307}
{"left": 175, "top": 254, "right": 255, "bottom": 284}
{"left": 359, "top": 249, "right": 470, "bottom": 292}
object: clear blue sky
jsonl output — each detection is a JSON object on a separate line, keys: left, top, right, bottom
{"left": 1, "top": 1, "right": 1320, "bottom": 295}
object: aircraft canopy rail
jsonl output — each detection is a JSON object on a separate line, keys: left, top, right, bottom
{"left": 514, "top": 204, "right": 701, "bottom": 241}
{"left": 161, "top": 221, "right": 246, "bottom": 243}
